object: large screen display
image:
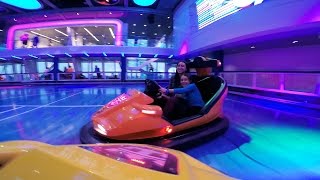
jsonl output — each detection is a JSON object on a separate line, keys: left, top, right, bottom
{"left": 196, "top": 0, "right": 265, "bottom": 29}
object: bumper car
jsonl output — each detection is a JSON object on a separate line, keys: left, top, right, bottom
{"left": 0, "top": 140, "right": 234, "bottom": 179}
{"left": 81, "top": 75, "right": 229, "bottom": 148}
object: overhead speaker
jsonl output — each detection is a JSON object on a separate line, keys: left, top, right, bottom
{"left": 147, "top": 14, "right": 155, "bottom": 24}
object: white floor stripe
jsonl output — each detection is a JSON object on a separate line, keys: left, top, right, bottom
{"left": 0, "top": 106, "right": 25, "bottom": 114}
{"left": 0, "top": 92, "right": 83, "bottom": 122}
{"left": 0, "top": 89, "right": 77, "bottom": 100}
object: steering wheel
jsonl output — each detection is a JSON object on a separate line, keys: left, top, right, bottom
{"left": 144, "top": 79, "right": 162, "bottom": 99}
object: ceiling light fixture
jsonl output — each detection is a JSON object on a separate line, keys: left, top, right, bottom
{"left": 154, "top": 54, "right": 158, "bottom": 58}
{"left": 44, "top": 15, "right": 47, "bottom": 18}
{"left": 12, "top": 55, "right": 22, "bottom": 60}
{"left": 30, "top": 31, "right": 60, "bottom": 43}
{"left": 158, "top": 25, "right": 161, "bottom": 27}
{"left": 54, "top": 29, "right": 68, "bottom": 37}
{"left": 168, "top": 55, "right": 173, "bottom": 58}
{"left": 251, "top": 46, "right": 255, "bottom": 49}
{"left": 28, "top": 54, "right": 38, "bottom": 59}
{"left": 84, "top": 27, "right": 99, "bottom": 42}
{"left": 144, "top": 25, "right": 147, "bottom": 27}
{"left": 109, "top": 27, "right": 115, "bottom": 39}
{"left": 84, "top": 52, "right": 90, "bottom": 57}
{"left": 103, "top": 52, "right": 107, "bottom": 56}
{"left": 46, "top": 54, "right": 54, "bottom": 58}
{"left": 138, "top": 53, "right": 141, "bottom": 57}
{"left": 65, "top": 53, "right": 72, "bottom": 57}
{"left": 133, "top": 24, "right": 136, "bottom": 26}
{"left": 292, "top": 40, "right": 299, "bottom": 44}
{"left": 0, "top": 29, "right": 3, "bottom": 32}
{"left": 13, "top": 18, "right": 17, "bottom": 21}
{"left": 121, "top": 52, "right": 125, "bottom": 57}
{"left": 0, "top": 57, "right": 6, "bottom": 60}
{"left": 76, "top": 12, "right": 79, "bottom": 15}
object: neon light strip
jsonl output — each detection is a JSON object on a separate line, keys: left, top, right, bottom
{"left": 109, "top": 27, "right": 115, "bottom": 39}
{"left": 0, "top": 58, "right": 6, "bottom": 60}
{"left": 7, "top": 19, "right": 123, "bottom": 50}
{"left": 84, "top": 28, "right": 99, "bottom": 42}
{"left": 54, "top": 29, "right": 68, "bottom": 37}
{"left": 30, "top": 31, "right": 61, "bottom": 43}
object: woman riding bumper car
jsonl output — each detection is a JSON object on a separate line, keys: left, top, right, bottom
{"left": 80, "top": 56, "right": 229, "bottom": 148}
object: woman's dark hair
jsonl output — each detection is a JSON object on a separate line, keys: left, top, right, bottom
{"left": 173, "top": 61, "right": 189, "bottom": 87}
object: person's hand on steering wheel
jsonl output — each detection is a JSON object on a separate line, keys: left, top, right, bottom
{"left": 159, "top": 87, "right": 167, "bottom": 94}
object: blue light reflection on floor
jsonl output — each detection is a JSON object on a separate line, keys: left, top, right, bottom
{"left": 0, "top": 84, "right": 319, "bottom": 179}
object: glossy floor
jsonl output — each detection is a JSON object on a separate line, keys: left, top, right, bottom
{"left": 0, "top": 84, "right": 319, "bottom": 179}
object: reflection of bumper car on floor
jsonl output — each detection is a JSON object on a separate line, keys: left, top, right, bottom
{"left": 0, "top": 140, "right": 234, "bottom": 179}
{"left": 81, "top": 75, "right": 229, "bottom": 148}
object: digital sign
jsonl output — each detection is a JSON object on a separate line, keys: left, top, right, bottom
{"left": 196, "top": 0, "right": 265, "bottom": 29}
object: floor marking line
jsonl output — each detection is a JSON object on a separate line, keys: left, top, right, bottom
{"left": 0, "top": 89, "right": 77, "bottom": 100}
{"left": 0, "top": 106, "right": 25, "bottom": 114}
{"left": 0, "top": 92, "right": 82, "bottom": 122}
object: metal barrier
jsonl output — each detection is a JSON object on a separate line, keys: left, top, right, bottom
{"left": 221, "top": 72, "right": 320, "bottom": 95}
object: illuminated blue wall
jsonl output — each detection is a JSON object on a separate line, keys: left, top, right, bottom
{"left": 173, "top": 0, "right": 320, "bottom": 55}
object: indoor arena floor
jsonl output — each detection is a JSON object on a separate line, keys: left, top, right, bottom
{"left": 0, "top": 84, "right": 319, "bottom": 179}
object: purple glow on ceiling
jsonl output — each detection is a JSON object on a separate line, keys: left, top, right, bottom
{"left": 7, "top": 19, "right": 123, "bottom": 50}
{"left": 298, "top": 2, "right": 320, "bottom": 24}
{"left": 179, "top": 41, "right": 188, "bottom": 55}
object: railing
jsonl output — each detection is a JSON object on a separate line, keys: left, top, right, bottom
{"left": 0, "top": 71, "right": 175, "bottom": 82}
{"left": 2, "top": 71, "right": 319, "bottom": 96}
{"left": 221, "top": 72, "right": 320, "bottom": 95}
{"left": 57, "top": 72, "right": 121, "bottom": 81}
{"left": 0, "top": 73, "right": 54, "bottom": 82}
